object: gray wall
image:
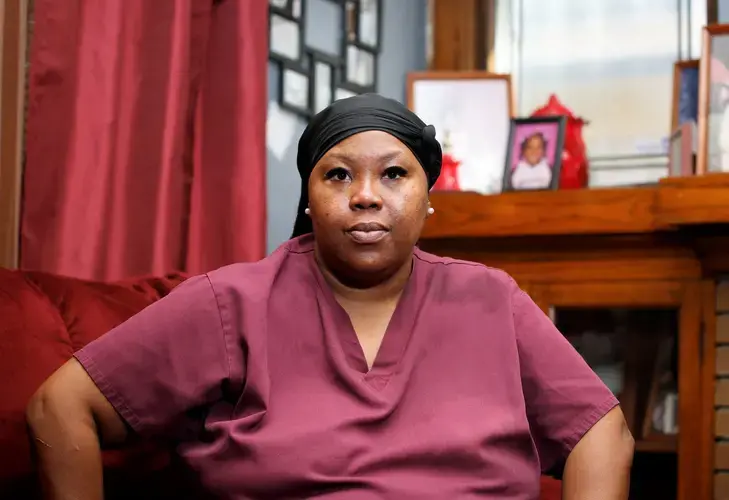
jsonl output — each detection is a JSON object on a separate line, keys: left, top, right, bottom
{"left": 266, "top": 0, "right": 427, "bottom": 253}
{"left": 722, "top": 0, "right": 729, "bottom": 22}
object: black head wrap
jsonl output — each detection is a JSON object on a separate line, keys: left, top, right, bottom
{"left": 291, "top": 93, "right": 442, "bottom": 238}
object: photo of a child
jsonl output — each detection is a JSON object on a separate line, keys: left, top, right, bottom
{"left": 511, "top": 132, "right": 552, "bottom": 190}
{"left": 503, "top": 117, "right": 566, "bottom": 192}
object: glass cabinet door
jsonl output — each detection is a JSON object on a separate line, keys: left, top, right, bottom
{"left": 528, "top": 281, "right": 703, "bottom": 500}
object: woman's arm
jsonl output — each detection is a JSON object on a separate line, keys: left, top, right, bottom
{"left": 562, "top": 406, "right": 635, "bottom": 500}
{"left": 25, "top": 275, "right": 243, "bottom": 499}
{"left": 506, "top": 280, "right": 632, "bottom": 497}
{"left": 26, "top": 359, "right": 128, "bottom": 500}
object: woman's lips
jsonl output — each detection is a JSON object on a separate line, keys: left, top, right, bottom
{"left": 345, "top": 222, "right": 389, "bottom": 244}
{"left": 346, "top": 229, "right": 388, "bottom": 244}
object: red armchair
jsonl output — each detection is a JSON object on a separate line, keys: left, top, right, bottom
{"left": 0, "top": 268, "right": 188, "bottom": 499}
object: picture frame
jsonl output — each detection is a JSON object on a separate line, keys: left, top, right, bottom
{"left": 268, "top": 0, "right": 306, "bottom": 65}
{"left": 268, "top": 0, "right": 380, "bottom": 115}
{"left": 279, "top": 64, "right": 311, "bottom": 118}
{"left": 668, "top": 122, "right": 695, "bottom": 177}
{"left": 502, "top": 116, "right": 566, "bottom": 192}
{"left": 306, "top": 48, "right": 339, "bottom": 114}
{"left": 697, "top": 24, "right": 729, "bottom": 174}
{"left": 671, "top": 59, "right": 699, "bottom": 133}
{"left": 269, "top": 0, "right": 303, "bottom": 19}
{"left": 340, "top": 0, "right": 381, "bottom": 93}
{"left": 356, "top": 0, "right": 381, "bottom": 51}
{"left": 406, "top": 71, "right": 514, "bottom": 194}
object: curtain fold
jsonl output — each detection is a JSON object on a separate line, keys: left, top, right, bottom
{"left": 188, "top": 0, "right": 268, "bottom": 272}
{"left": 21, "top": 0, "right": 267, "bottom": 280}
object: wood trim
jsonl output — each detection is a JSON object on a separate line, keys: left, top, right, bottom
{"left": 705, "top": 23, "right": 729, "bottom": 36}
{"left": 534, "top": 280, "right": 687, "bottom": 307}
{"left": 420, "top": 174, "right": 729, "bottom": 241}
{"left": 430, "top": 0, "right": 489, "bottom": 71}
{"left": 484, "top": 0, "right": 496, "bottom": 71}
{"left": 657, "top": 173, "right": 729, "bottom": 228}
{"left": 660, "top": 172, "right": 729, "bottom": 187}
{"left": 419, "top": 234, "right": 703, "bottom": 283}
{"left": 423, "top": 189, "right": 659, "bottom": 239}
{"left": 701, "top": 280, "right": 717, "bottom": 500}
{"left": 695, "top": 236, "right": 729, "bottom": 275}
{"left": 0, "top": 0, "right": 27, "bottom": 269}
{"left": 708, "top": 0, "right": 718, "bottom": 24}
{"left": 656, "top": 186, "right": 729, "bottom": 226}
{"left": 697, "top": 27, "right": 712, "bottom": 175}
{"left": 473, "top": 0, "right": 488, "bottom": 71}
{"left": 406, "top": 71, "right": 514, "bottom": 117}
{"left": 678, "top": 281, "right": 704, "bottom": 500}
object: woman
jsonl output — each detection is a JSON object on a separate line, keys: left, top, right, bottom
{"left": 27, "top": 94, "right": 634, "bottom": 499}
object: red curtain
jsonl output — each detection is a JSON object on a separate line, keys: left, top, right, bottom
{"left": 21, "top": 0, "right": 267, "bottom": 281}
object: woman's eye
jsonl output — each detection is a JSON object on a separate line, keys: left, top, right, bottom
{"left": 325, "top": 168, "right": 350, "bottom": 181}
{"left": 383, "top": 166, "right": 407, "bottom": 180}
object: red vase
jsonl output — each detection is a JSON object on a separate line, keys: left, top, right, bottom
{"left": 530, "top": 94, "right": 589, "bottom": 190}
{"left": 433, "top": 152, "right": 461, "bottom": 191}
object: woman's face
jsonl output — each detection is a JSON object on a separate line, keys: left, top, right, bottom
{"left": 308, "top": 130, "right": 430, "bottom": 282}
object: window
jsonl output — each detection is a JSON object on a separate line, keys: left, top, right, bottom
{"left": 493, "top": 0, "right": 706, "bottom": 187}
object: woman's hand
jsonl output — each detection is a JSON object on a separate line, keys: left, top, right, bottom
{"left": 562, "top": 406, "right": 635, "bottom": 499}
{"left": 26, "top": 359, "right": 128, "bottom": 500}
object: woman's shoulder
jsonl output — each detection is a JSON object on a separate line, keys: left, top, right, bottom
{"left": 205, "top": 235, "right": 314, "bottom": 298}
{"left": 414, "top": 247, "right": 517, "bottom": 297}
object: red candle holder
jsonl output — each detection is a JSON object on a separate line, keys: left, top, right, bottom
{"left": 433, "top": 130, "right": 461, "bottom": 191}
{"left": 530, "top": 94, "right": 589, "bottom": 190}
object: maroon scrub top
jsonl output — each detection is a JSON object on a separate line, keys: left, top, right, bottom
{"left": 75, "top": 235, "right": 618, "bottom": 499}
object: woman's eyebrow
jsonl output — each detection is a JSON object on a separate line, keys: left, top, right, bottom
{"left": 325, "top": 150, "right": 403, "bottom": 165}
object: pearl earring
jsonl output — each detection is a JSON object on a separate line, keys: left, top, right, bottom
{"left": 427, "top": 207, "right": 435, "bottom": 215}
{"left": 304, "top": 208, "right": 311, "bottom": 215}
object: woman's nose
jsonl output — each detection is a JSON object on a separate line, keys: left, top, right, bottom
{"left": 349, "top": 177, "right": 383, "bottom": 211}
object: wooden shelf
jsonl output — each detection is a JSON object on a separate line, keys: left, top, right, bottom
{"left": 657, "top": 174, "right": 729, "bottom": 227}
{"left": 635, "top": 436, "right": 678, "bottom": 453}
{"left": 422, "top": 188, "right": 658, "bottom": 239}
{"left": 421, "top": 174, "right": 729, "bottom": 240}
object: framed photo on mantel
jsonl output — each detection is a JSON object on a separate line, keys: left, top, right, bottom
{"left": 406, "top": 71, "right": 514, "bottom": 195}
{"left": 502, "top": 116, "right": 567, "bottom": 192}
{"left": 671, "top": 59, "right": 699, "bottom": 133}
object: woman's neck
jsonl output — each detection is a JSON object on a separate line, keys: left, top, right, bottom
{"left": 315, "top": 251, "right": 414, "bottom": 305}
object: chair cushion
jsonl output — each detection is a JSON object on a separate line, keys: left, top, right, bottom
{"left": 0, "top": 269, "right": 187, "bottom": 498}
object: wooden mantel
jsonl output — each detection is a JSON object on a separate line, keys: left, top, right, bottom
{"left": 418, "top": 174, "right": 729, "bottom": 281}
{"left": 422, "top": 174, "right": 729, "bottom": 240}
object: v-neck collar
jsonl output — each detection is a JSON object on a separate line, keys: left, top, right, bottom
{"left": 308, "top": 249, "right": 424, "bottom": 388}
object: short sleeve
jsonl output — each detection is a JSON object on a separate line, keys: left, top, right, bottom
{"left": 511, "top": 284, "right": 619, "bottom": 472}
{"left": 74, "top": 275, "right": 243, "bottom": 438}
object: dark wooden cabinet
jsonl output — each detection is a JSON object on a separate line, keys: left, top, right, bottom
{"left": 530, "top": 281, "right": 702, "bottom": 499}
